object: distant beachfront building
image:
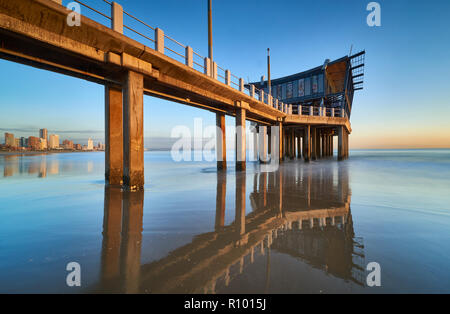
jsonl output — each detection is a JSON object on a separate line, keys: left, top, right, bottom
{"left": 20, "top": 137, "right": 28, "bottom": 148}
{"left": 63, "top": 139, "right": 74, "bottom": 149}
{"left": 75, "top": 144, "right": 82, "bottom": 150}
{"left": 49, "top": 134, "right": 59, "bottom": 149}
{"left": 4, "top": 133, "right": 15, "bottom": 147}
{"left": 87, "top": 138, "right": 93, "bottom": 150}
{"left": 28, "top": 136, "right": 40, "bottom": 150}
{"left": 39, "top": 128, "right": 48, "bottom": 142}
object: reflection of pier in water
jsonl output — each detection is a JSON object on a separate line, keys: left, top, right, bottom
{"left": 97, "top": 164, "right": 364, "bottom": 293}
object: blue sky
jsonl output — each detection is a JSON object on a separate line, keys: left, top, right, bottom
{"left": 1, "top": 0, "right": 449, "bottom": 148}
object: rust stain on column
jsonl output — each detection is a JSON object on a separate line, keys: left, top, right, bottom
{"left": 105, "top": 86, "right": 123, "bottom": 185}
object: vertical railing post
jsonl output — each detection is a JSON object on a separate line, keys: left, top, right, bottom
{"left": 275, "top": 99, "right": 279, "bottom": 110}
{"left": 225, "top": 70, "right": 231, "bottom": 86}
{"left": 309, "top": 105, "right": 313, "bottom": 116}
{"left": 331, "top": 108, "right": 335, "bottom": 117}
{"left": 298, "top": 105, "right": 302, "bottom": 115}
{"left": 155, "top": 28, "right": 164, "bottom": 54}
{"left": 204, "top": 57, "right": 211, "bottom": 76}
{"left": 111, "top": 2, "right": 123, "bottom": 34}
{"left": 259, "top": 89, "right": 264, "bottom": 103}
{"left": 212, "top": 62, "right": 218, "bottom": 79}
{"left": 250, "top": 85, "right": 255, "bottom": 98}
{"left": 185, "top": 46, "right": 193, "bottom": 67}
{"left": 239, "top": 78, "right": 244, "bottom": 92}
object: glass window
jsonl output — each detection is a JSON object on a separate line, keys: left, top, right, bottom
{"left": 318, "top": 74, "right": 324, "bottom": 93}
{"left": 304, "top": 77, "right": 311, "bottom": 96}
{"left": 312, "top": 75, "right": 318, "bottom": 94}
{"left": 298, "top": 79, "right": 305, "bottom": 97}
{"left": 286, "top": 82, "right": 293, "bottom": 99}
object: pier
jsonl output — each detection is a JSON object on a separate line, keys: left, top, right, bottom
{"left": 0, "top": 0, "right": 364, "bottom": 188}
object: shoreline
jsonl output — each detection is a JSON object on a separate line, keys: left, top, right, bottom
{"left": 0, "top": 150, "right": 103, "bottom": 156}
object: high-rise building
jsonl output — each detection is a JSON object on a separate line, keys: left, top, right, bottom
{"left": 5, "top": 133, "right": 15, "bottom": 147}
{"left": 20, "top": 137, "right": 28, "bottom": 148}
{"left": 49, "top": 134, "right": 59, "bottom": 149}
{"left": 39, "top": 128, "right": 48, "bottom": 142}
{"left": 87, "top": 138, "right": 94, "bottom": 150}
{"left": 28, "top": 136, "right": 40, "bottom": 150}
{"left": 63, "top": 139, "right": 74, "bottom": 150}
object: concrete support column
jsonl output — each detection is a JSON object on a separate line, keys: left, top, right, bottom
{"left": 338, "top": 126, "right": 344, "bottom": 160}
{"left": 252, "top": 126, "right": 258, "bottom": 161}
{"left": 259, "top": 126, "right": 268, "bottom": 163}
{"left": 297, "top": 135, "right": 302, "bottom": 158}
{"left": 311, "top": 128, "right": 317, "bottom": 160}
{"left": 304, "top": 126, "right": 311, "bottom": 162}
{"left": 216, "top": 113, "right": 226, "bottom": 169}
{"left": 235, "top": 107, "right": 246, "bottom": 171}
{"left": 123, "top": 71, "right": 144, "bottom": 189}
{"left": 105, "top": 86, "right": 123, "bottom": 185}
{"left": 330, "top": 135, "right": 334, "bottom": 157}
{"left": 278, "top": 122, "right": 283, "bottom": 163}
{"left": 291, "top": 130, "right": 296, "bottom": 159}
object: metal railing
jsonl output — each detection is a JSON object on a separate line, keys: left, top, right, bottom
{"left": 68, "top": 0, "right": 290, "bottom": 114}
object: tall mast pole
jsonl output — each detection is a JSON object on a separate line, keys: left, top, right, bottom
{"left": 208, "top": 0, "right": 213, "bottom": 62}
{"left": 267, "top": 48, "right": 271, "bottom": 96}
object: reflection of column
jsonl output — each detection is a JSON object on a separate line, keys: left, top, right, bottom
{"left": 215, "top": 172, "right": 226, "bottom": 230}
{"left": 277, "top": 169, "right": 283, "bottom": 214}
{"left": 101, "top": 186, "right": 123, "bottom": 285}
{"left": 259, "top": 172, "right": 267, "bottom": 207}
{"left": 235, "top": 172, "right": 246, "bottom": 236}
{"left": 120, "top": 190, "right": 144, "bottom": 293}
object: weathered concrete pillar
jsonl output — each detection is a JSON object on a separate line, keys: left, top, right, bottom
{"left": 204, "top": 57, "right": 211, "bottom": 76}
{"left": 216, "top": 113, "right": 226, "bottom": 169}
{"left": 277, "top": 122, "right": 283, "bottom": 163}
{"left": 330, "top": 135, "right": 334, "bottom": 157}
{"left": 311, "top": 128, "right": 317, "bottom": 160}
{"left": 101, "top": 186, "right": 122, "bottom": 285}
{"left": 105, "top": 86, "right": 123, "bottom": 185}
{"left": 120, "top": 190, "right": 144, "bottom": 293}
{"left": 291, "top": 129, "right": 296, "bottom": 159}
{"left": 215, "top": 172, "right": 226, "bottom": 230}
{"left": 252, "top": 126, "right": 258, "bottom": 161}
{"left": 321, "top": 133, "right": 325, "bottom": 158}
{"left": 259, "top": 125, "right": 268, "bottom": 163}
{"left": 338, "top": 126, "right": 344, "bottom": 160}
{"left": 235, "top": 105, "right": 246, "bottom": 171}
{"left": 123, "top": 71, "right": 144, "bottom": 189}
{"left": 297, "top": 135, "right": 302, "bottom": 158}
{"left": 304, "top": 125, "right": 311, "bottom": 162}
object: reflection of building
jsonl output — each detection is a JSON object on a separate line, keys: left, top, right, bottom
{"left": 95, "top": 163, "right": 364, "bottom": 294}
{"left": 49, "top": 134, "right": 59, "bottom": 149}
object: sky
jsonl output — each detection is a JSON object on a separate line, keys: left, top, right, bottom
{"left": 0, "top": 0, "right": 449, "bottom": 149}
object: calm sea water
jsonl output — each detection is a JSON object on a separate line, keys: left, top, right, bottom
{"left": 0, "top": 150, "right": 449, "bottom": 293}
